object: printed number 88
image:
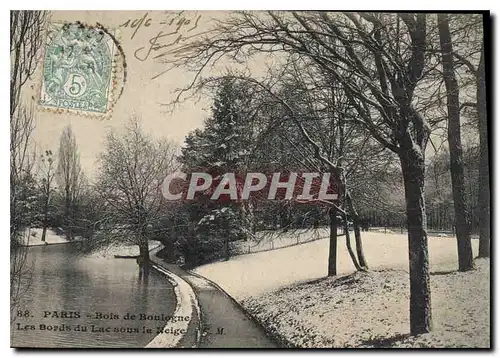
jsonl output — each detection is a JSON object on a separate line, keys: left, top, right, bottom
{"left": 17, "top": 310, "right": 31, "bottom": 317}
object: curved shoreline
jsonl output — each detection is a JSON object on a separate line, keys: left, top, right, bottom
{"left": 186, "top": 269, "right": 283, "bottom": 347}
{"left": 145, "top": 248, "right": 201, "bottom": 348}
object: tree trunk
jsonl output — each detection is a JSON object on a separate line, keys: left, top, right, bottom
{"left": 352, "top": 223, "right": 367, "bottom": 269}
{"left": 327, "top": 209, "right": 337, "bottom": 276}
{"left": 242, "top": 201, "right": 256, "bottom": 235}
{"left": 344, "top": 213, "right": 361, "bottom": 271}
{"left": 65, "top": 189, "right": 72, "bottom": 240}
{"left": 42, "top": 193, "right": 49, "bottom": 243}
{"left": 400, "top": 145, "right": 432, "bottom": 335}
{"left": 346, "top": 192, "right": 368, "bottom": 270}
{"left": 477, "top": 41, "right": 490, "bottom": 258}
{"left": 41, "top": 226, "right": 47, "bottom": 242}
{"left": 313, "top": 207, "right": 320, "bottom": 229}
{"left": 438, "top": 14, "right": 474, "bottom": 271}
{"left": 224, "top": 236, "right": 229, "bottom": 261}
{"left": 280, "top": 204, "right": 291, "bottom": 232}
{"left": 137, "top": 241, "right": 150, "bottom": 281}
{"left": 223, "top": 217, "right": 230, "bottom": 261}
{"left": 139, "top": 242, "right": 150, "bottom": 262}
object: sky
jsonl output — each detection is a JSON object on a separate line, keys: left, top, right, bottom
{"left": 28, "top": 10, "right": 229, "bottom": 177}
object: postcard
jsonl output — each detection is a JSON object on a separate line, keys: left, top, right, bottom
{"left": 10, "top": 10, "right": 490, "bottom": 348}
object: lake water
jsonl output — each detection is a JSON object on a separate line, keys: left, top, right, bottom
{"left": 10, "top": 244, "right": 176, "bottom": 348}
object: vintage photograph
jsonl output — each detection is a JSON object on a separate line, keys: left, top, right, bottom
{"left": 10, "top": 10, "right": 490, "bottom": 348}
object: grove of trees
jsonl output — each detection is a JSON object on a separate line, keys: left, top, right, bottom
{"left": 160, "top": 11, "right": 489, "bottom": 335}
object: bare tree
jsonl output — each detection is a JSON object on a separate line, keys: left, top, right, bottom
{"left": 280, "top": 64, "right": 371, "bottom": 272}
{"left": 442, "top": 14, "right": 489, "bottom": 257}
{"left": 10, "top": 10, "right": 48, "bottom": 320}
{"left": 10, "top": 106, "right": 37, "bottom": 239}
{"left": 10, "top": 10, "right": 48, "bottom": 240}
{"left": 56, "top": 125, "right": 82, "bottom": 239}
{"left": 476, "top": 39, "right": 489, "bottom": 257}
{"left": 38, "top": 151, "right": 56, "bottom": 242}
{"left": 10, "top": 235, "right": 33, "bottom": 323}
{"left": 437, "top": 14, "right": 474, "bottom": 271}
{"left": 163, "top": 11, "right": 436, "bottom": 335}
{"left": 94, "top": 119, "right": 179, "bottom": 264}
{"left": 223, "top": 69, "right": 372, "bottom": 273}
{"left": 10, "top": 10, "right": 48, "bottom": 118}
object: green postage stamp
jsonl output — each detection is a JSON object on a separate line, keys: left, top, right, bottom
{"left": 40, "top": 22, "right": 117, "bottom": 115}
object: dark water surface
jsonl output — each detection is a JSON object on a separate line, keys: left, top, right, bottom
{"left": 11, "top": 244, "right": 176, "bottom": 348}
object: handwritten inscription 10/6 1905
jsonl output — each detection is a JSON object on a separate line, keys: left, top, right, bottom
{"left": 120, "top": 11, "right": 202, "bottom": 70}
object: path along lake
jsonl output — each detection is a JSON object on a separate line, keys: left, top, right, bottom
{"left": 11, "top": 243, "right": 176, "bottom": 348}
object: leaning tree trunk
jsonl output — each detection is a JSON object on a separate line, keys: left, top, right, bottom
{"left": 346, "top": 192, "right": 368, "bottom": 270}
{"left": 477, "top": 41, "right": 490, "bottom": 258}
{"left": 400, "top": 142, "right": 433, "bottom": 335}
{"left": 327, "top": 208, "right": 338, "bottom": 276}
{"left": 343, "top": 213, "right": 361, "bottom": 271}
{"left": 438, "top": 14, "right": 474, "bottom": 271}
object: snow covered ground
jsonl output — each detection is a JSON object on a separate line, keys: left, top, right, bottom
{"left": 231, "top": 228, "right": 329, "bottom": 254}
{"left": 194, "top": 231, "right": 479, "bottom": 300}
{"left": 193, "top": 230, "right": 487, "bottom": 348}
{"left": 20, "top": 228, "right": 72, "bottom": 246}
{"left": 20, "top": 228, "right": 162, "bottom": 259}
{"left": 243, "top": 259, "right": 490, "bottom": 348}
{"left": 230, "top": 227, "right": 448, "bottom": 256}
{"left": 87, "top": 240, "right": 162, "bottom": 259}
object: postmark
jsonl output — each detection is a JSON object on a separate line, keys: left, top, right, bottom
{"left": 40, "top": 22, "right": 120, "bottom": 116}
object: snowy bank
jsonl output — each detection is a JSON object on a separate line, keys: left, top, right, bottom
{"left": 243, "top": 258, "right": 490, "bottom": 348}
{"left": 192, "top": 228, "right": 486, "bottom": 348}
{"left": 147, "top": 247, "right": 199, "bottom": 348}
{"left": 20, "top": 228, "right": 75, "bottom": 246}
{"left": 193, "top": 231, "right": 479, "bottom": 301}
{"left": 87, "top": 240, "right": 162, "bottom": 259}
{"left": 19, "top": 228, "right": 162, "bottom": 259}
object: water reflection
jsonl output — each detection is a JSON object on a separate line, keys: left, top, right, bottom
{"left": 11, "top": 244, "right": 176, "bottom": 348}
